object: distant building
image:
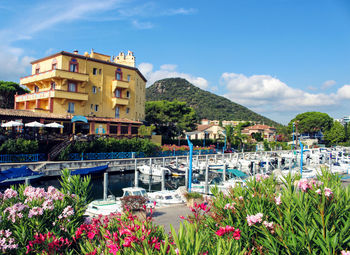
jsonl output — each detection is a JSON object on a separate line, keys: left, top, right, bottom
{"left": 200, "top": 119, "right": 254, "bottom": 127}
{"left": 188, "top": 124, "right": 225, "bottom": 140}
{"left": 335, "top": 116, "right": 350, "bottom": 126}
{"left": 241, "top": 124, "right": 276, "bottom": 142}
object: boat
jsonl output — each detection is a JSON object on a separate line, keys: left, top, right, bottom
{"left": 137, "top": 164, "right": 171, "bottom": 176}
{"left": 85, "top": 187, "right": 153, "bottom": 216}
{"left": 165, "top": 165, "right": 186, "bottom": 177}
{"left": 0, "top": 166, "right": 43, "bottom": 187}
{"left": 139, "top": 173, "right": 162, "bottom": 184}
{"left": 71, "top": 164, "right": 109, "bottom": 175}
{"left": 148, "top": 190, "right": 184, "bottom": 207}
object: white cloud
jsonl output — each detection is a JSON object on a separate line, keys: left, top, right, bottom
{"left": 160, "top": 64, "right": 177, "bottom": 71}
{"left": 321, "top": 80, "right": 336, "bottom": 90}
{"left": 0, "top": 46, "right": 34, "bottom": 82}
{"left": 138, "top": 62, "right": 209, "bottom": 89}
{"left": 220, "top": 72, "right": 338, "bottom": 112}
{"left": 163, "top": 8, "right": 196, "bottom": 16}
{"left": 336, "top": 85, "right": 350, "bottom": 99}
{"left": 131, "top": 20, "right": 154, "bottom": 29}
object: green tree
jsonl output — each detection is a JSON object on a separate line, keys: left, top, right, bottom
{"left": 145, "top": 100, "right": 197, "bottom": 139}
{"left": 138, "top": 125, "right": 156, "bottom": 138}
{"left": 224, "top": 125, "right": 234, "bottom": 149}
{"left": 251, "top": 132, "right": 263, "bottom": 142}
{"left": 324, "top": 121, "right": 345, "bottom": 145}
{"left": 0, "top": 81, "right": 29, "bottom": 108}
{"left": 287, "top": 112, "right": 333, "bottom": 134}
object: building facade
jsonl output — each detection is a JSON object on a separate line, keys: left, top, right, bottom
{"left": 241, "top": 124, "right": 276, "bottom": 142}
{"left": 16, "top": 49, "right": 146, "bottom": 122}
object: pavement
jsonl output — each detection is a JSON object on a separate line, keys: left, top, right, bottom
{"left": 152, "top": 204, "right": 192, "bottom": 233}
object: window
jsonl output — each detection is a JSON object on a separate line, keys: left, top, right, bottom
{"left": 127, "top": 75, "right": 131, "bottom": 82}
{"left": 90, "top": 104, "right": 93, "bottom": 110}
{"left": 99, "top": 69, "right": 102, "bottom": 74}
{"left": 52, "top": 59, "right": 57, "bottom": 70}
{"left": 115, "top": 107, "right": 120, "bottom": 118}
{"left": 68, "top": 102, "right": 75, "bottom": 113}
{"left": 115, "top": 89, "right": 121, "bottom": 98}
{"left": 126, "top": 91, "right": 130, "bottom": 98}
{"left": 126, "top": 107, "right": 130, "bottom": 114}
{"left": 34, "top": 86, "right": 39, "bottom": 93}
{"left": 93, "top": 68, "right": 97, "bottom": 75}
{"left": 50, "top": 82, "right": 56, "bottom": 90}
{"left": 69, "top": 58, "right": 78, "bottom": 72}
{"left": 92, "top": 86, "right": 97, "bottom": 94}
{"left": 95, "top": 104, "right": 99, "bottom": 112}
{"left": 68, "top": 82, "right": 77, "bottom": 92}
{"left": 115, "top": 68, "right": 122, "bottom": 80}
{"left": 35, "top": 64, "right": 40, "bottom": 74}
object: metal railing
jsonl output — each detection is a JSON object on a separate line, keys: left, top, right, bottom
{"left": 0, "top": 153, "right": 46, "bottom": 163}
{"left": 68, "top": 149, "right": 216, "bottom": 161}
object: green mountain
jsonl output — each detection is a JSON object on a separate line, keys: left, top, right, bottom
{"left": 146, "top": 78, "right": 280, "bottom": 127}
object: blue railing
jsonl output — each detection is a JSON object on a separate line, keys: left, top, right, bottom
{"left": 68, "top": 149, "right": 216, "bottom": 161}
{"left": 0, "top": 153, "right": 46, "bottom": 163}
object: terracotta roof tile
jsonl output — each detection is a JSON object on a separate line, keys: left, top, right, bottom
{"left": 0, "top": 108, "right": 141, "bottom": 124}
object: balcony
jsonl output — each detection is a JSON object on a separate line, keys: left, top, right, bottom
{"left": 112, "top": 80, "right": 129, "bottom": 92}
{"left": 15, "top": 90, "right": 88, "bottom": 103}
{"left": 20, "top": 69, "right": 89, "bottom": 85}
{"left": 112, "top": 97, "right": 129, "bottom": 107}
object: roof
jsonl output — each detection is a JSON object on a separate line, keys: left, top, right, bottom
{"left": 0, "top": 108, "right": 141, "bottom": 125}
{"left": 244, "top": 124, "right": 276, "bottom": 131}
{"left": 197, "top": 124, "right": 214, "bottom": 131}
{"left": 29, "top": 51, "right": 147, "bottom": 82}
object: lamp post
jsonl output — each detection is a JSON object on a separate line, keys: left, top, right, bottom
{"left": 186, "top": 135, "right": 193, "bottom": 192}
{"left": 203, "top": 131, "right": 208, "bottom": 147}
{"left": 292, "top": 122, "right": 295, "bottom": 150}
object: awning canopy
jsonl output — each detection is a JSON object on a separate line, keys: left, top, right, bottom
{"left": 71, "top": 115, "right": 88, "bottom": 123}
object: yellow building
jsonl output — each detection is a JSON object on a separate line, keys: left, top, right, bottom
{"left": 14, "top": 49, "right": 146, "bottom": 136}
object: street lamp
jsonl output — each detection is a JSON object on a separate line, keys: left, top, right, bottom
{"left": 203, "top": 131, "right": 208, "bottom": 147}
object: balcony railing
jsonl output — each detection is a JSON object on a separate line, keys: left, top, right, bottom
{"left": 112, "top": 97, "right": 129, "bottom": 107}
{"left": 20, "top": 69, "right": 89, "bottom": 85}
{"left": 112, "top": 80, "right": 129, "bottom": 91}
{"left": 15, "top": 89, "right": 88, "bottom": 102}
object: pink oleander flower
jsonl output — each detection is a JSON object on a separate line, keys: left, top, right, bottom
{"left": 341, "top": 251, "right": 350, "bottom": 255}
{"left": 224, "top": 202, "right": 235, "bottom": 210}
{"left": 239, "top": 196, "right": 243, "bottom": 201}
{"left": 42, "top": 199, "right": 54, "bottom": 211}
{"left": 324, "top": 187, "right": 333, "bottom": 197}
{"left": 3, "top": 189, "right": 18, "bottom": 199}
{"left": 215, "top": 225, "right": 241, "bottom": 240}
{"left": 298, "top": 179, "right": 311, "bottom": 192}
{"left": 263, "top": 221, "right": 274, "bottom": 229}
{"left": 255, "top": 174, "right": 269, "bottom": 182}
{"left": 28, "top": 207, "right": 44, "bottom": 218}
{"left": 274, "top": 194, "right": 282, "bottom": 205}
{"left": 316, "top": 189, "right": 321, "bottom": 195}
{"left": 246, "top": 213, "right": 263, "bottom": 226}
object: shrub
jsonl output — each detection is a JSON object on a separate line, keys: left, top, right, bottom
{"left": 0, "top": 138, "right": 39, "bottom": 154}
{"left": 184, "top": 192, "right": 203, "bottom": 200}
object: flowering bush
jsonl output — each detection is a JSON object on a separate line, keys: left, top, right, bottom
{"left": 161, "top": 144, "right": 214, "bottom": 152}
{"left": 0, "top": 169, "right": 91, "bottom": 254}
{"left": 190, "top": 168, "right": 350, "bottom": 254}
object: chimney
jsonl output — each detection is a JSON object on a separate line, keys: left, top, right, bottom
{"left": 73, "top": 50, "right": 78, "bottom": 54}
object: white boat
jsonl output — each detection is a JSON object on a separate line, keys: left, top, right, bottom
{"left": 85, "top": 187, "right": 151, "bottom": 216}
{"left": 148, "top": 190, "right": 184, "bottom": 207}
{"left": 137, "top": 164, "right": 171, "bottom": 176}
{"left": 191, "top": 177, "right": 245, "bottom": 195}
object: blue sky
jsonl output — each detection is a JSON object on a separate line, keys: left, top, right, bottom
{"left": 1, "top": 0, "right": 350, "bottom": 124}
